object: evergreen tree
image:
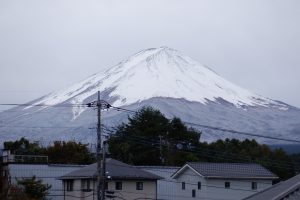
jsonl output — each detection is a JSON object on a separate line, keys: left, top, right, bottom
{"left": 3, "top": 138, "right": 95, "bottom": 164}
{"left": 45, "top": 141, "right": 95, "bottom": 164}
{"left": 108, "top": 107, "right": 295, "bottom": 180}
{"left": 16, "top": 176, "right": 51, "bottom": 200}
{"left": 108, "top": 107, "right": 201, "bottom": 166}
{"left": 4, "top": 138, "right": 42, "bottom": 155}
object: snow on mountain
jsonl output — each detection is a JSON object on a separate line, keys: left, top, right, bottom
{"left": 1, "top": 46, "right": 298, "bottom": 145}
{"left": 24, "top": 46, "right": 287, "bottom": 119}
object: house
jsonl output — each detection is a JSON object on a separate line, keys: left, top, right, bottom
{"left": 59, "top": 158, "right": 162, "bottom": 200}
{"left": 0, "top": 150, "right": 85, "bottom": 200}
{"left": 243, "top": 174, "right": 300, "bottom": 200}
{"left": 138, "top": 166, "right": 180, "bottom": 200}
{"left": 171, "top": 162, "right": 278, "bottom": 200}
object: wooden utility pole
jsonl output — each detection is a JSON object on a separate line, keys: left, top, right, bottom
{"left": 101, "top": 141, "right": 107, "bottom": 200}
{"left": 159, "top": 135, "right": 164, "bottom": 165}
{"left": 96, "top": 91, "right": 102, "bottom": 200}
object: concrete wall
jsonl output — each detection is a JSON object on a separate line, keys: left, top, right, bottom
{"left": 174, "top": 167, "right": 273, "bottom": 200}
{"left": 64, "top": 179, "right": 157, "bottom": 200}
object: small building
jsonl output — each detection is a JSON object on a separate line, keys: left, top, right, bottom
{"left": 59, "top": 158, "right": 162, "bottom": 200}
{"left": 243, "top": 174, "right": 300, "bottom": 200}
{"left": 0, "top": 150, "right": 85, "bottom": 200}
{"left": 138, "top": 166, "right": 180, "bottom": 200}
{"left": 171, "top": 162, "right": 278, "bottom": 200}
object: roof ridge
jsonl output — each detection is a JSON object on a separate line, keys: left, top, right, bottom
{"left": 187, "top": 162, "right": 261, "bottom": 165}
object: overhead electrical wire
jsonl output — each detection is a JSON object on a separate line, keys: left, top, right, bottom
{"left": 109, "top": 105, "right": 300, "bottom": 144}
{"left": 1, "top": 100, "right": 299, "bottom": 171}
{"left": 99, "top": 123, "right": 295, "bottom": 168}
{"left": 0, "top": 103, "right": 87, "bottom": 108}
{"left": 5, "top": 161, "right": 279, "bottom": 194}
{"left": 106, "top": 133, "right": 298, "bottom": 171}
{"left": 4, "top": 100, "right": 299, "bottom": 144}
{"left": 102, "top": 123, "right": 298, "bottom": 168}
{"left": 1, "top": 98, "right": 298, "bottom": 199}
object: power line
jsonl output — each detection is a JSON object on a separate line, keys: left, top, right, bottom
{"left": 109, "top": 106, "right": 300, "bottom": 144}
{"left": 108, "top": 133, "right": 298, "bottom": 172}
{"left": 0, "top": 160, "right": 287, "bottom": 198}
{"left": 0, "top": 125, "right": 96, "bottom": 130}
{"left": 184, "top": 122, "right": 300, "bottom": 144}
{"left": 1, "top": 100, "right": 299, "bottom": 170}
{"left": 5, "top": 160, "right": 276, "bottom": 194}
{"left": 103, "top": 124, "right": 296, "bottom": 167}
{"left": 0, "top": 103, "right": 87, "bottom": 108}
{"left": 2, "top": 100, "right": 298, "bottom": 144}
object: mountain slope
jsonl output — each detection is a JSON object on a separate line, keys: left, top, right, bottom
{"left": 0, "top": 47, "right": 299, "bottom": 145}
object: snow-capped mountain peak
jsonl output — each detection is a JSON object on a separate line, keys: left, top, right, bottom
{"left": 2, "top": 47, "right": 299, "bottom": 145}
{"left": 25, "top": 47, "right": 286, "bottom": 113}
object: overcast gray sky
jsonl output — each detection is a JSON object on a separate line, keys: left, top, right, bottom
{"left": 0, "top": 0, "right": 299, "bottom": 110}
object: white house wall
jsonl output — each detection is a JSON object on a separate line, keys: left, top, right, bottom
{"left": 64, "top": 179, "right": 157, "bottom": 200}
{"left": 175, "top": 167, "right": 208, "bottom": 200}
{"left": 205, "top": 179, "right": 272, "bottom": 200}
{"left": 174, "top": 167, "right": 273, "bottom": 200}
{"left": 140, "top": 167, "right": 179, "bottom": 200}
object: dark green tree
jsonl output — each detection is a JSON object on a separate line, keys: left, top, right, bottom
{"left": 108, "top": 107, "right": 201, "bottom": 166}
{"left": 16, "top": 176, "right": 51, "bottom": 200}
{"left": 3, "top": 138, "right": 95, "bottom": 164}
{"left": 4, "top": 138, "right": 42, "bottom": 155}
{"left": 45, "top": 141, "right": 95, "bottom": 164}
{"left": 108, "top": 107, "right": 295, "bottom": 180}
{"left": 198, "top": 139, "right": 295, "bottom": 180}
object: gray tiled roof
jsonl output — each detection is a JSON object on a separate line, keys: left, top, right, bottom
{"left": 243, "top": 174, "right": 300, "bottom": 200}
{"left": 185, "top": 162, "right": 278, "bottom": 179}
{"left": 59, "top": 158, "right": 162, "bottom": 180}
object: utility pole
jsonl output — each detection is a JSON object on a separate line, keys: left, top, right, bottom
{"left": 96, "top": 91, "right": 102, "bottom": 200}
{"left": 101, "top": 141, "right": 107, "bottom": 200}
{"left": 159, "top": 135, "right": 164, "bottom": 165}
{"left": 87, "top": 91, "right": 111, "bottom": 200}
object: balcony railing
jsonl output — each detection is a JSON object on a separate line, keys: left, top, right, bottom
{"left": 1, "top": 155, "right": 48, "bottom": 164}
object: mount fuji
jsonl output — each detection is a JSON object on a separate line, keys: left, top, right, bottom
{"left": 0, "top": 47, "right": 299, "bottom": 145}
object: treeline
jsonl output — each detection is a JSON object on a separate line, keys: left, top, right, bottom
{"left": 198, "top": 139, "right": 295, "bottom": 180}
{"left": 108, "top": 107, "right": 297, "bottom": 180}
{"left": 3, "top": 107, "right": 299, "bottom": 180}
{"left": 3, "top": 139, "right": 95, "bottom": 164}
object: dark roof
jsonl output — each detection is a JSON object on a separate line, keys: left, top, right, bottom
{"left": 59, "top": 158, "right": 162, "bottom": 180}
{"left": 172, "top": 162, "right": 278, "bottom": 179}
{"left": 243, "top": 174, "right": 300, "bottom": 200}
{"left": 137, "top": 166, "right": 180, "bottom": 170}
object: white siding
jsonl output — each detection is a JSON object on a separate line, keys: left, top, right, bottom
{"left": 64, "top": 179, "right": 157, "bottom": 200}
{"left": 175, "top": 167, "right": 208, "bottom": 200}
{"left": 205, "top": 178, "right": 272, "bottom": 200}
{"left": 174, "top": 167, "right": 273, "bottom": 200}
{"left": 140, "top": 167, "right": 179, "bottom": 200}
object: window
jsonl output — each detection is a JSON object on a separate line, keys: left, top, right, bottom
{"left": 81, "top": 179, "right": 92, "bottom": 192}
{"left": 225, "top": 182, "right": 230, "bottom": 189}
{"left": 105, "top": 182, "right": 108, "bottom": 190}
{"left": 136, "top": 182, "right": 143, "bottom": 190}
{"left": 182, "top": 182, "right": 185, "bottom": 190}
{"left": 192, "top": 189, "right": 196, "bottom": 198}
{"left": 252, "top": 182, "right": 257, "bottom": 190}
{"left": 198, "top": 182, "right": 201, "bottom": 190}
{"left": 115, "top": 182, "right": 122, "bottom": 190}
{"left": 66, "top": 180, "right": 73, "bottom": 191}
